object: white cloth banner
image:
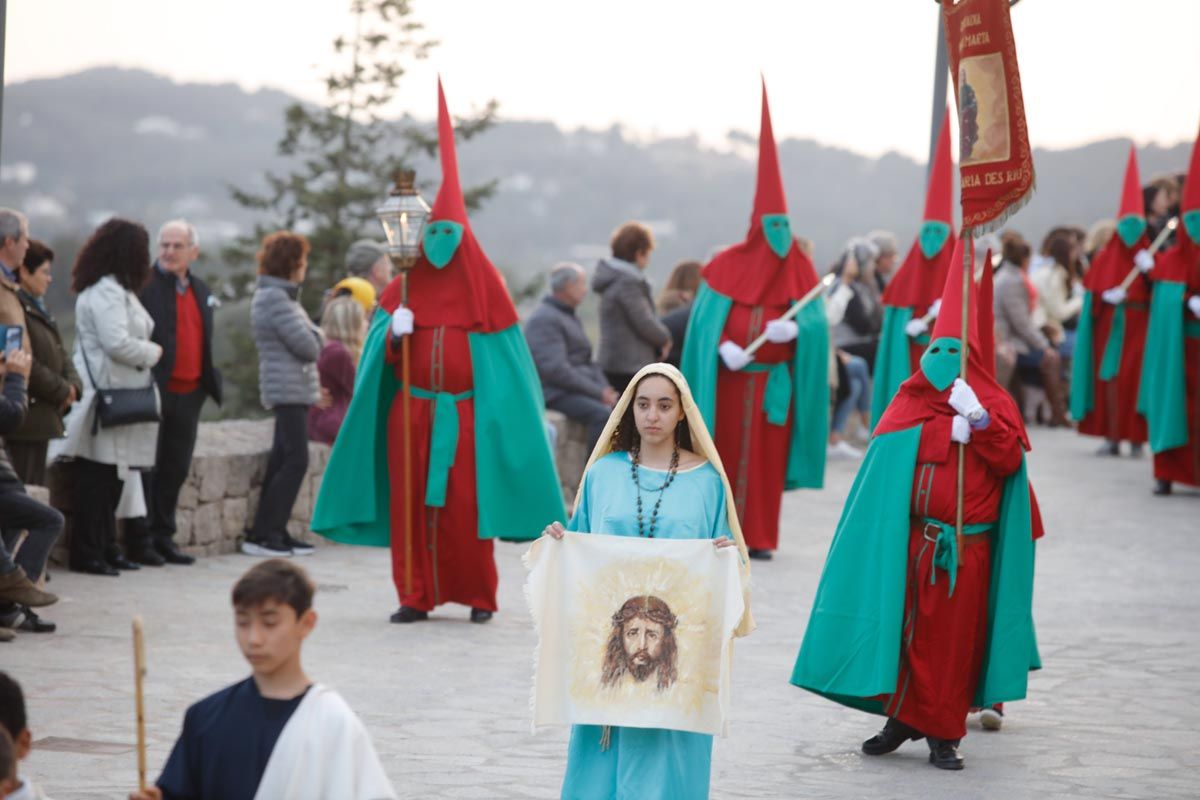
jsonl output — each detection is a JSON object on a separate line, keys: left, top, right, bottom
{"left": 524, "top": 532, "right": 744, "bottom": 737}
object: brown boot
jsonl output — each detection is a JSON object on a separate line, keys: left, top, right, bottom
{"left": 0, "top": 626, "right": 13, "bottom": 642}
{"left": 1038, "top": 352, "right": 1070, "bottom": 427}
{"left": 0, "top": 567, "right": 58, "bottom": 608}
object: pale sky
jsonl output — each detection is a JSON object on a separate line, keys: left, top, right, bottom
{"left": 7, "top": 0, "right": 1199, "bottom": 160}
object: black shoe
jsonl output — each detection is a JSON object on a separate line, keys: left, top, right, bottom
{"left": 72, "top": 560, "right": 119, "bottom": 577}
{"left": 155, "top": 540, "right": 196, "bottom": 565}
{"left": 862, "top": 718, "right": 924, "bottom": 755}
{"left": 747, "top": 549, "right": 774, "bottom": 561}
{"left": 17, "top": 607, "right": 55, "bottom": 633}
{"left": 282, "top": 532, "right": 314, "bottom": 557}
{"left": 470, "top": 608, "right": 494, "bottom": 624}
{"left": 927, "top": 737, "right": 965, "bottom": 770}
{"left": 241, "top": 538, "right": 293, "bottom": 558}
{"left": 1095, "top": 440, "right": 1120, "bottom": 456}
{"left": 389, "top": 606, "right": 429, "bottom": 624}
{"left": 107, "top": 555, "right": 141, "bottom": 571}
{"left": 1129, "top": 443, "right": 1144, "bottom": 458}
{"left": 1153, "top": 479, "right": 1173, "bottom": 496}
{"left": 128, "top": 545, "right": 166, "bottom": 567}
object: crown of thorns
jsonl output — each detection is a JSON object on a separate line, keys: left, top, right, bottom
{"left": 611, "top": 595, "right": 677, "bottom": 630}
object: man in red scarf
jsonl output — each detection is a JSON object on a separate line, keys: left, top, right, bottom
{"left": 681, "top": 80, "right": 828, "bottom": 561}
{"left": 1070, "top": 146, "right": 1153, "bottom": 455}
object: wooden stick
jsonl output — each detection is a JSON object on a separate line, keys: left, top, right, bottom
{"left": 1116, "top": 217, "right": 1179, "bottom": 293}
{"left": 743, "top": 274, "right": 836, "bottom": 358}
{"left": 400, "top": 269, "right": 414, "bottom": 596}
{"left": 955, "top": 238, "right": 972, "bottom": 565}
{"left": 132, "top": 615, "right": 147, "bottom": 792}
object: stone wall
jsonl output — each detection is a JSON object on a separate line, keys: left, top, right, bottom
{"left": 41, "top": 413, "right": 590, "bottom": 561}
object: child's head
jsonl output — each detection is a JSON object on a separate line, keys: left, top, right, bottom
{"left": 0, "top": 672, "right": 29, "bottom": 765}
{"left": 231, "top": 560, "right": 317, "bottom": 677}
{"left": 0, "top": 727, "right": 15, "bottom": 797}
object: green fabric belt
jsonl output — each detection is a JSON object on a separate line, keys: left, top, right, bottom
{"left": 409, "top": 386, "right": 475, "bottom": 507}
{"left": 1185, "top": 320, "right": 1200, "bottom": 339}
{"left": 742, "top": 362, "right": 792, "bottom": 426}
{"left": 918, "top": 517, "right": 995, "bottom": 598}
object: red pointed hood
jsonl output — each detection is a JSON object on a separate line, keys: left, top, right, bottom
{"left": 929, "top": 238, "right": 982, "bottom": 350}
{"left": 977, "top": 250, "right": 996, "bottom": 378}
{"left": 1117, "top": 144, "right": 1144, "bottom": 220}
{"left": 1155, "top": 126, "right": 1200, "bottom": 283}
{"left": 752, "top": 78, "right": 787, "bottom": 221}
{"left": 378, "top": 79, "right": 517, "bottom": 332}
{"left": 924, "top": 107, "right": 955, "bottom": 225}
{"left": 702, "top": 79, "right": 817, "bottom": 306}
{"left": 1183, "top": 125, "right": 1200, "bottom": 217}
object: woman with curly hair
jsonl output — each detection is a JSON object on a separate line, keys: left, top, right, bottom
{"left": 53, "top": 218, "right": 162, "bottom": 576}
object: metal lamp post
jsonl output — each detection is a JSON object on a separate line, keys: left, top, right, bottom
{"left": 375, "top": 169, "right": 430, "bottom": 595}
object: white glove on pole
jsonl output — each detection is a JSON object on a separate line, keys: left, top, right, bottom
{"left": 905, "top": 318, "right": 930, "bottom": 338}
{"left": 951, "top": 414, "right": 972, "bottom": 444}
{"left": 1134, "top": 249, "right": 1155, "bottom": 273}
{"left": 763, "top": 318, "right": 800, "bottom": 344}
{"left": 391, "top": 306, "right": 415, "bottom": 337}
{"left": 948, "top": 377, "right": 985, "bottom": 419}
{"left": 1188, "top": 295, "right": 1200, "bottom": 317}
{"left": 718, "top": 341, "right": 752, "bottom": 371}
{"left": 1101, "top": 287, "right": 1127, "bottom": 305}
{"left": 927, "top": 299, "right": 942, "bottom": 318}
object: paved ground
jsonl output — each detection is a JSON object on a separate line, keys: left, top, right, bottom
{"left": 11, "top": 428, "right": 1199, "bottom": 799}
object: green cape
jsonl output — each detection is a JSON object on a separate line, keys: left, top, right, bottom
{"left": 870, "top": 305, "right": 920, "bottom": 429}
{"left": 1137, "top": 279, "right": 1189, "bottom": 453}
{"left": 790, "top": 425, "right": 1038, "bottom": 711}
{"left": 1069, "top": 290, "right": 1097, "bottom": 421}
{"left": 680, "top": 281, "right": 828, "bottom": 490}
{"left": 311, "top": 309, "right": 565, "bottom": 545}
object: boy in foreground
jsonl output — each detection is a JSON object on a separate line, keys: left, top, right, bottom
{"left": 130, "top": 559, "right": 396, "bottom": 800}
{"left": 0, "top": 671, "right": 49, "bottom": 799}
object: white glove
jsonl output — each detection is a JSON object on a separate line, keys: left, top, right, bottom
{"left": 905, "top": 318, "right": 929, "bottom": 338}
{"left": 1188, "top": 295, "right": 1200, "bottom": 317}
{"left": 391, "top": 306, "right": 414, "bottom": 337}
{"left": 763, "top": 318, "right": 799, "bottom": 344}
{"left": 927, "top": 299, "right": 942, "bottom": 318}
{"left": 1134, "top": 249, "right": 1155, "bottom": 273}
{"left": 951, "top": 414, "right": 973, "bottom": 444}
{"left": 718, "top": 341, "right": 752, "bottom": 371}
{"left": 1101, "top": 287, "right": 1127, "bottom": 305}
{"left": 948, "top": 377, "right": 985, "bottom": 419}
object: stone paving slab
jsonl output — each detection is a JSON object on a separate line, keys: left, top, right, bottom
{"left": 8, "top": 428, "right": 1199, "bottom": 799}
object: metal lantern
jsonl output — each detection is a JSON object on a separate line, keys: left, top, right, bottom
{"left": 375, "top": 169, "right": 430, "bottom": 268}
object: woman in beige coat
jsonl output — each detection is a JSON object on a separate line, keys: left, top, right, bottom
{"left": 52, "top": 219, "right": 161, "bottom": 576}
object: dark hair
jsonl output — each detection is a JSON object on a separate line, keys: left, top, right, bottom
{"left": 19, "top": 239, "right": 54, "bottom": 277}
{"left": 257, "top": 231, "right": 310, "bottom": 279}
{"left": 1046, "top": 233, "right": 1074, "bottom": 274}
{"left": 70, "top": 218, "right": 151, "bottom": 293}
{"left": 1001, "top": 233, "right": 1031, "bottom": 268}
{"left": 610, "top": 222, "right": 654, "bottom": 263}
{"left": 601, "top": 595, "right": 679, "bottom": 691}
{"left": 231, "top": 559, "right": 315, "bottom": 617}
{"left": 0, "top": 727, "right": 13, "bottom": 783}
{"left": 610, "top": 372, "right": 694, "bottom": 453}
{"left": 0, "top": 672, "right": 26, "bottom": 741}
{"left": 658, "top": 260, "right": 702, "bottom": 313}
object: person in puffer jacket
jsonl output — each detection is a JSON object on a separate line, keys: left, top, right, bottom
{"left": 245, "top": 232, "right": 323, "bottom": 558}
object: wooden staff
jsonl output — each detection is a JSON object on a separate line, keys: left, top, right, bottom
{"left": 743, "top": 274, "right": 836, "bottom": 358}
{"left": 1115, "top": 217, "right": 1178, "bottom": 293}
{"left": 955, "top": 238, "right": 972, "bottom": 564}
{"left": 132, "top": 615, "right": 147, "bottom": 791}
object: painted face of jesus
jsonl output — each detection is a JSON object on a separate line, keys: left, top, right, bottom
{"left": 633, "top": 375, "right": 685, "bottom": 448}
{"left": 623, "top": 615, "right": 666, "bottom": 680}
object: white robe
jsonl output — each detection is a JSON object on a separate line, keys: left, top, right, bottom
{"left": 253, "top": 684, "right": 396, "bottom": 800}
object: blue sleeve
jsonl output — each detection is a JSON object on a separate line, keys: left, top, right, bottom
{"left": 566, "top": 469, "right": 592, "bottom": 533}
{"left": 710, "top": 472, "right": 732, "bottom": 541}
{"left": 157, "top": 706, "right": 200, "bottom": 800}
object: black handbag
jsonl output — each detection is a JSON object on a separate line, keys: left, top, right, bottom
{"left": 79, "top": 334, "right": 161, "bottom": 435}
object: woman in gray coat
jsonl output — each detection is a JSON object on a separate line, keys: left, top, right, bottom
{"left": 593, "top": 222, "right": 671, "bottom": 392}
{"left": 244, "top": 231, "right": 322, "bottom": 557}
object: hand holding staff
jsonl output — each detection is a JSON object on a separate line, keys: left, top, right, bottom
{"left": 743, "top": 274, "right": 836, "bottom": 358}
{"left": 132, "top": 616, "right": 148, "bottom": 792}
{"left": 1115, "top": 217, "right": 1178, "bottom": 293}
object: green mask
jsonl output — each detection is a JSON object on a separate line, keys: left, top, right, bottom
{"left": 761, "top": 214, "right": 792, "bottom": 259}
{"left": 918, "top": 221, "right": 951, "bottom": 259}
{"left": 422, "top": 220, "right": 465, "bottom": 268}
{"left": 1183, "top": 210, "right": 1200, "bottom": 245}
{"left": 919, "top": 336, "right": 962, "bottom": 391}
{"left": 1115, "top": 214, "right": 1146, "bottom": 248}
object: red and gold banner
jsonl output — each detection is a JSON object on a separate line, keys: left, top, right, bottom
{"left": 942, "top": 0, "right": 1035, "bottom": 234}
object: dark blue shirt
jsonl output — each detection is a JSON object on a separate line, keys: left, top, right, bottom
{"left": 157, "top": 677, "right": 310, "bottom": 800}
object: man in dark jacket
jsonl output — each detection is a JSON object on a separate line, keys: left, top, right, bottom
{"left": 126, "top": 220, "right": 223, "bottom": 567}
{"left": 524, "top": 263, "right": 617, "bottom": 449}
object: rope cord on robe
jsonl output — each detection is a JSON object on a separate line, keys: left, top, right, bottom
{"left": 407, "top": 386, "right": 475, "bottom": 507}
{"left": 919, "top": 517, "right": 995, "bottom": 597}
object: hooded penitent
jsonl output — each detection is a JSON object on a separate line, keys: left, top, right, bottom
{"left": 1138, "top": 126, "right": 1200, "bottom": 487}
{"left": 680, "top": 78, "right": 829, "bottom": 554}
{"left": 1070, "top": 144, "right": 1150, "bottom": 444}
{"left": 871, "top": 107, "right": 959, "bottom": 428}
{"left": 792, "top": 237, "right": 1038, "bottom": 740}
{"left": 312, "top": 79, "right": 564, "bottom": 611}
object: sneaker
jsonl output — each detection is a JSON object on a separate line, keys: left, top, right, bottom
{"left": 283, "top": 532, "right": 314, "bottom": 556}
{"left": 241, "top": 539, "right": 293, "bottom": 558}
{"left": 980, "top": 706, "right": 1003, "bottom": 731}
{"left": 827, "top": 440, "right": 863, "bottom": 459}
